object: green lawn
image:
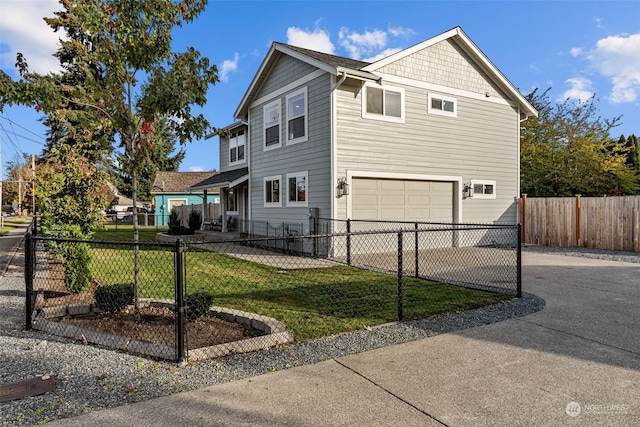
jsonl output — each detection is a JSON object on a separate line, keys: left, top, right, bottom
{"left": 92, "top": 225, "right": 168, "bottom": 242}
{"left": 0, "top": 216, "right": 29, "bottom": 235}
{"left": 88, "top": 235, "right": 511, "bottom": 341}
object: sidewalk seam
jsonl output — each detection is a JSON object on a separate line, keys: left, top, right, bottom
{"left": 334, "top": 359, "right": 450, "bottom": 426}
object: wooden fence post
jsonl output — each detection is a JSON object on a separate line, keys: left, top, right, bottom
{"left": 521, "top": 194, "right": 527, "bottom": 244}
{"left": 575, "top": 194, "right": 581, "bottom": 247}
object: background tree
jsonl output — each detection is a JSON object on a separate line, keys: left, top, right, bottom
{"left": 4, "top": 153, "right": 34, "bottom": 213}
{"left": 1, "top": 0, "right": 218, "bottom": 306}
{"left": 113, "top": 117, "right": 186, "bottom": 201}
{"left": 520, "top": 88, "right": 638, "bottom": 196}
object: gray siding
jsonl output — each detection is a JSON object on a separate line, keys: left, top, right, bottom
{"left": 335, "top": 43, "right": 520, "bottom": 224}
{"left": 377, "top": 39, "right": 509, "bottom": 99}
{"left": 219, "top": 136, "right": 230, "bottom": 171}
{"left": 249, "top": 58, "right": 333, "bottom": 230}
{"left": 256, "top": 54, "right": 319, "bottom": 100}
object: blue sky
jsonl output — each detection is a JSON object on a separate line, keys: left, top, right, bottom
{"left": 1, "top": 0, "right": 639, "bottom": 177}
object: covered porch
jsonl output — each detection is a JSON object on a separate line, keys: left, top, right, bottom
{"left": 189, "top": 167, "right": 249, "bottom": 234}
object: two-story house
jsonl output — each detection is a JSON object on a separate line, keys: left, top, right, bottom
{"left": 190, "top": 27, "right": 537, "bottom": 235}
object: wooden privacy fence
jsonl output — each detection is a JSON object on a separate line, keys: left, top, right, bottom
{"left": 519, "top": 195, "right": 640, "bottom": 252}
{"left": 173, "top": 203, "right": 221, "bottom": 227}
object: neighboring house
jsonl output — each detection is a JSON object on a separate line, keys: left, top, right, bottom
{"left": 106, "top": 181, "right": 151, "bottom": 219}
{"left": 190, "top": 27, "right": 537, "bottom": 234}
{"left": 151, "top": 171, "right": 219, "bottom": 226}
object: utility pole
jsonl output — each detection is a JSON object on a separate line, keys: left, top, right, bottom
{"left": 31, "top": 155, "right": 36, "bottom": 216}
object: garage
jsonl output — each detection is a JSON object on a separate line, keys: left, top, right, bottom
{"left": 351, "top": 178, "right": 454, "bottom": 223}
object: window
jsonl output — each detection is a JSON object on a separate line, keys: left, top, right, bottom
{"left": 226, "top": 189, "right": 237, "bottom": 212}
{"left": 229, "top": 130, "right": 246, "bottom": 165}
{"left": 362, "top": 83, "right": 404, "bottom": 122}
{"left": 428, "top": 93, "right": 457, "bottom": 117}
{"left": 286, "top": 171, "right": 308, "bottom": 207}
{"left": 264, "top": 100, "right": 281, "bottom": 149}
{"left": 470, "top": 180, "right": 496, "bottom": 199}
{"left": 264, "top": 175, "right": 281, "bottom": 207}
{"left": 286, "top": 88, "right": 308, "bottom": 144}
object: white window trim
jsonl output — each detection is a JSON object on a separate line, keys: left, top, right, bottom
{"left": 167, "top": 199, "right": 187, "bottom": 215}
{"left": 263, "top": 175, "right": 282, "bottom": 207}
{"left": 263, "top": 99, "right": 281, "bottom": 151}
{"left": 361, "top": 83, "right": 405, "bottom": 123}
{"left": 226, "top": 189, "right": 238, "bottom": 214}
{"left": 428, "top": 93, "right": 457, "bottom": 117}
{"left": 470, "top": 179, "right": 496, "bottom": 199}
{"left": 286, "top": 171, "right": 308, "bottom": 207}
{"left": 286, "top": 87, "right": 308, "bottom": 145}
{"left": 229, "top": 130, "right": 246, "bottom": 166}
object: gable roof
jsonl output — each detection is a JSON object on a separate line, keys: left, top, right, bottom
{"left": 234, "top": 43, "right": 379, "bottom": 119}
{"left": 151, "top": 171, "right": 219, "bottom": 194}
{"left": 363, "top": 26, "right": 537, "bottom": 118}
{"left": 234, "top": 26, "right": 536, "bottom": 120}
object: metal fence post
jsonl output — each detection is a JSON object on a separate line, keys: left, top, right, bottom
{"left": 397, "top": 231, "right": 403, "bottom": 321}
{"left": 414, "top": 222, "right": 419, "bottom": 278}
{"left": 517, "top": 224, "right": 522, "bottom": 298}
{"left": 346, "top": 219, "right": 351, "bottom": 266}
{"left": 175, "top": 239, "right": 186, "bottom": 363}
{"left": 25, "top": 233, "right": 34, "bottom": 330}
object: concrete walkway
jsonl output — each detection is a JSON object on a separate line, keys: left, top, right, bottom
{"left": 45, "top": 251, "right": 640, "bottom": 426}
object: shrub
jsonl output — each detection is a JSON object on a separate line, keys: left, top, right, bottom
{"left": 95, "top": 283, "right": 134, "bottom": 313}
{"left": 184, "top": 291, "right": 214, "bottom": 321}
{"left": 167, "top": 208, "right": 194, "bottom": 235}
{"left": 62, "top": 243, "right": 92, "bottom": 293}
{"left": 188, "top": 209, "right": 202, "bottom": 231}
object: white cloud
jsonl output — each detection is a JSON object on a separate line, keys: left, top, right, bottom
{"left": 561, "top": 77, "right": 595, "bottom": 103}
{"left": 569, "top": 47, "right": 582, "bottom": 57}
{"left": 286, "top": 27, "right": 335, "bottom": 54}
{"left": 189, "top": 166, "right": 204, "bottom": 172}
{"left": 363, "top": 48, "right": 403, "bottom": 63}
{"left": 0, "top": 0, "right": 62, "bottom": 75}
{"left": 219, "top": 53, "right": 239, "bottom": 83}
{"left": 388, "top": 25, "right": 416, "bottom": 38}
{"left": 339, "top": 27, "right": 387, "bottom": 60}
{"left": 586, "top": 33, "right": 640, "bottom": 103}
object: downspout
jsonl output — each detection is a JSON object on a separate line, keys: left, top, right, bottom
{"left": 330, "top": 72, "right": 348, "bottom": 223}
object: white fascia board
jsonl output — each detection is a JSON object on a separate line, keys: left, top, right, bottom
{"left": 276, "top": 44, "right": 338, "bottom": 75}
{"left": 234, "top": 43, "right": 279, "bottom": 119}
{"left": 363, "top": 26, "right": 537, "bottom": 119}
{"left": 362, "top": 27, "right": 459, "bottom": 72}
{"left": 235, "top": 43, "right": 339, "bottom": 119}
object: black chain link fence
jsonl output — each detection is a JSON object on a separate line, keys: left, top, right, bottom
{"left": 25, "top": 220, "right": 520, "bottom": 363}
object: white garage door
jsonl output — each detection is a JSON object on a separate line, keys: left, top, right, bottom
{"left": 352, "top": 178, "right": 454, "bottom": 222}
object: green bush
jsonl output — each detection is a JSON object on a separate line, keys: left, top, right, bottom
{"left": 167, "top": 208, "right": 194, "bottom": 235}
{"left": 61, "top": 242, "right": 92, "bottom": 293}
{"left": 184, "top": 291, "right": 214, "bottom": 321}
{"left": 188, "top": 209, "right": 202, "bottom": 231}
{"left": 95, "top": 283, "right": 134, "bottom": 313}
{"left": 168, "top": 208, "right": 180, "bottom": 229}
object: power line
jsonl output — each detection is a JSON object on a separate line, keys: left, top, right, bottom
{"left": 0, "top": 115, "right": 46, "bottom": 143}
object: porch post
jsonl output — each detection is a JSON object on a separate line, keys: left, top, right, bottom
{"left": 201, "top": 189, "right": 208, "bottom": 230}
{"left": 221, "top": 188, "right": 228, "bottom": 232}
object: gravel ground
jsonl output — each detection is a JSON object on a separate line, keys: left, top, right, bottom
{"left": 9, "top": 242, "right": 635, "bottom": 426}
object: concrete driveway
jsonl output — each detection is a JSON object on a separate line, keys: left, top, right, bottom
{"left": 46, "top": 250, "right": 640, "bottom": 426}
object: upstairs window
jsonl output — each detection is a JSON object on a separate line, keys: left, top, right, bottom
{"left": 287, "top": 171, "right": 308, "bottom": 207}
{"left": 229, "top": 130, "right": 246, "bottom": 165}
{"left": 264, "top": 100, "right": 281, "bottom": 149}
{"left": 428, "top": 93, "right": 457, "bottom": 117}
{"left": 362, "top": 83, "right": 404, "bottom": 122}
{"left": 286, "top": 88, "right": 308, "bottom": 144}
{"left": 264, "top": 175, "right": 281, "bottom": 207}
